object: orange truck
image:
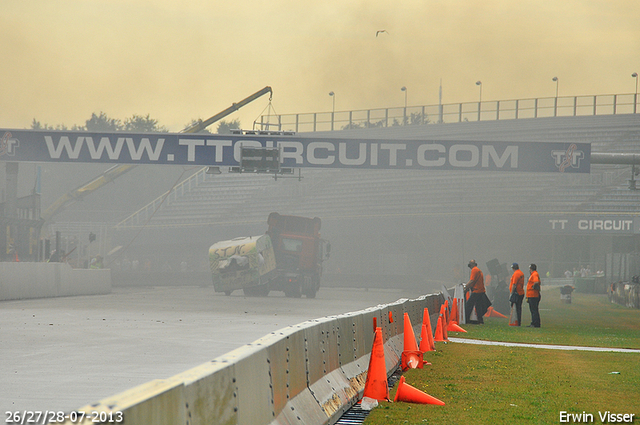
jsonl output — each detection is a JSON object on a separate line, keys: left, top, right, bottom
{"left": 209, "top": 212, "right": 330, "bottom": 297}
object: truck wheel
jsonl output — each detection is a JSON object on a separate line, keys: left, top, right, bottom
{"left": 285, "top": 286, "right": 301, "bottom": 298}
{"left": 303, "top": 276, "right": 319, "bottom": 298}
{"left": 224, "top": 291, "right": 232, "bottom": 296}
{"left": 257, "top": 285, "right": 270, "bottom": 297}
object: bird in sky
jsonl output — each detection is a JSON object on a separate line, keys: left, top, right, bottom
{"left": 376, "top": 30, "right": 388, "bottom": 37}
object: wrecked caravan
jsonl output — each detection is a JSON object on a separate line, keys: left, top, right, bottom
{"left": 208, "top": 234, "right": 276, "bottom": 296}
{"left": 208, "top": 213, "right": 330, "bottom": 298}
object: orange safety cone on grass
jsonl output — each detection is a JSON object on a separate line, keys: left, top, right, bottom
{"left": 434, "top": 307, "right": 446, "bottom": 342}
{"left": 446, "top": 299, "right": 467, "bottom": 333}
{"left": 402, "top": 313, "right": 419, "bottom": 352}
{"left": 393, "top": 376, "right": 445, "bottom": 406}
{"left": 401, "top": 313, "right": 424, "bottom": 371}
{"left": 447, "top": 321, "right": 467, "bottom": 332}
{"left": 450, "top": 298, "right": 459, "bottom": 324}
{"left": 361, "top": 327, "right": 389, "bottom": 408}
{"left": 485, "top": 306, "right": 508, "bottom": 318}
{"left": 419, "top": 308, "right": 435, "bottom": 352}
{"left": 440, "top": 305, "right": 449, "bottom": 341}
{"left": 419, "top": 323, "right": 434, "bottom": 353}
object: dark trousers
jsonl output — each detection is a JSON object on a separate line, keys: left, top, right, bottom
{"left": 465, "top": 292, "right": 489, "bottom": 324}
{"left": 512, "top": 294, "right": 524, "bottom": 326}
{"left": 528, "top": 296, "right": 541, "bottom": 327}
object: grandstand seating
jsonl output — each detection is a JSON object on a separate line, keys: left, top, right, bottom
{"left": 114, "top": 114, "right": 640, "bottom": 229}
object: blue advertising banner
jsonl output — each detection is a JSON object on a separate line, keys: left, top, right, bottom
{"left": 0, "top": 129, "right": 590, "bottom": 173}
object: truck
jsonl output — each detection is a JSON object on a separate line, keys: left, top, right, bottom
{"left": 208, "top": 212, "right": 330, "bottom": 298}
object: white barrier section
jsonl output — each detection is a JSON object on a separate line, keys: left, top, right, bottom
{"left": 182, "top": 360, "right": 238, "bottom": 424}
{"left": 84, "top": 379, "right": 185, "bottom": 425}
{"left": 0, "top": 262, "right": 111, "bottom": 301}
{"left": 59, "top": 292, "right": 443, "bottom": 425}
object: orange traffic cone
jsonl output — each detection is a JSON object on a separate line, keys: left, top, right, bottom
{"left": 393, "top": 376, "right": 445, "bottom": 406}
{"left": 446, "top": 298, "right": 467, "bottom": 332}
{"left": 362, "top": 327, "right": 389, "bottom": 402}
{"left": 440, "top": 305, "right": 449, "bottom": 341}
{"left": 434, "top": 309, "right": 445, "bottom": 342}
{"left": 403, "top": 313, "right": 419, "bottom": 352}
{"left": 494, "top": 308, "right": 508, "bottom": 318}
{"left": 485, "top": 306, "right": 508, "bottom": 318}
{"left": 419, "top": 308, "right": 435, "bottom": 352}
{"left": 447, "top": 321, "right": 467, "bottom": 333}
{"left": 401, "top": 313, "right": 424, "bottom": 371}
{"left": 419, "top": 323, "right": 435, "bottom": 358}
{"left": 450, "top": 298, "right": 459, "bottom": 324}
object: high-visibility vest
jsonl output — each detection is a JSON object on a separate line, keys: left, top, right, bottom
{"left": 469, "top": 267, "right": 485, "bottom": 293}
{"left": 526, "top": 271, "right": 541, "bottom": 298}
{"left": 510, "top": 269, "right": 524, "bottom": 295}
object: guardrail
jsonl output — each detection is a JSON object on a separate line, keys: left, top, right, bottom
{"left": 258, "top": 93, "right": 639, "bottom": 133}
{"left": 59, "top": 292, "right": 442, "bottom": 425}
{"left": 115, "top": 168, "right": 211, "bottom": 228}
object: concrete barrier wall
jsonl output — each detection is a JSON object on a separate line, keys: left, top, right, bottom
{"left": 0, "top": 263, "right": 111, "bottom": 301}
{"left": 63, "top": 292, "right": 443, "bottom": 425}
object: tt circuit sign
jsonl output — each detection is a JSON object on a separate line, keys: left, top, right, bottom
{"left": 0, "top": 129, "right": 590, "bottom": 173}
{"left": 548, "top": 216, "right": 640, "bottom": 234}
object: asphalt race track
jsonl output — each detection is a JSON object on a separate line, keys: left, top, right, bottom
{"left": 1, "top": 285, "right": 425, "bottom": 413}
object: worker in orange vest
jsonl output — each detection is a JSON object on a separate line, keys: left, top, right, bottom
{"left": 464, "top": 260, "right": 492, "bottom": 324}
{"left": 509, "top": 263, "right": 525, "bottom": 326}
{"left": 526, "top": 263, "right": 542, "bottom": 328}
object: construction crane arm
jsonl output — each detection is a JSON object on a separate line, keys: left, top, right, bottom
{"left": 183, "top": 86, "right": 272, "bottom": 133}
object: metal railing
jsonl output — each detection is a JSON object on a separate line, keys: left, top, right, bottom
{"left": 258, "top": 93, "right": 639, "bottom": 133}
{"left": 115, "top": 167, "right": 211, "bottom": 228}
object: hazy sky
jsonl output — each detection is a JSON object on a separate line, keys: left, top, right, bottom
{"left": 1, "top": 0, "right": 639, "bottom": 132}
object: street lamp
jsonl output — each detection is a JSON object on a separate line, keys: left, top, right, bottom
{"left": 552, "top": 77, "right": 559, "bottom": 116}
{"left": 475, "top": 81, "right": 482, "bottom": 103}
{"left": 329, "top": 91, "right": 335, "bottom": 130}
{"left": 401, "top": 86, "right": 407, "bottom": 125}
{"left": 633, "top": 73, "right": 638, "bottom": 114}
{"left": 475, "top": 81, "right": 482, "bottom": 121}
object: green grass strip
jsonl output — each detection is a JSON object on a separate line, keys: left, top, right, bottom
{"left": 364, "top": 293, "right": 640, "bottom": 424}
{"left": 454, "top": 292, "right": 640, "bottom": 349}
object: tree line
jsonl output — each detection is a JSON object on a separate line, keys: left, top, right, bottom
{"left": 30, "top": 112, "right": 241, "bottom": 134}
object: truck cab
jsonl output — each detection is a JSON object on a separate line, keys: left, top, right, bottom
{"left": 266, "top": 212, "right": 330, "bottom": 298}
